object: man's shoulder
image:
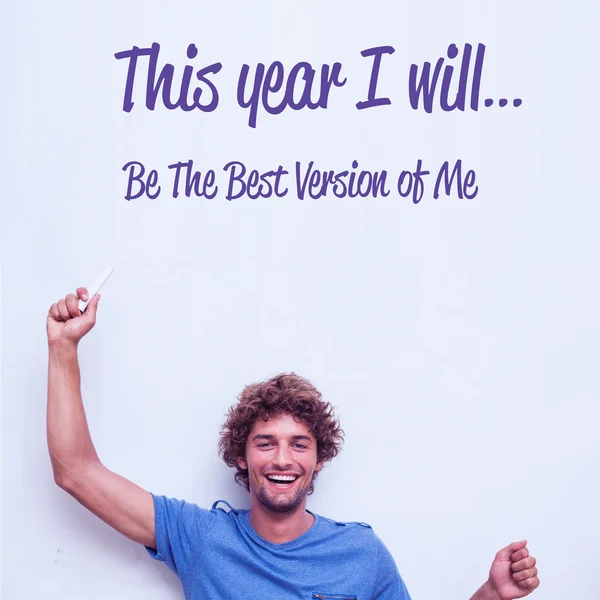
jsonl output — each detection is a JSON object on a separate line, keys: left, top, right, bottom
{"left": 316, "top": 513, "right": 395, "bottom": 551}
{"left": 206, "top": 499, "right": 250, "bottom": 527}
{"left": 318, "top": 514, "right": 374, "bottom": 531}
{"left": 316, "top": 513, "right": 380, "bottom": 546}
{"left": 210, "top": 499, "right": 245, "bottom": 515}
{"left": 152, "top": 495, "right": 246, "bottom": 531}
{"left": 313, "top": 513, "right": 389, "bottom": 565}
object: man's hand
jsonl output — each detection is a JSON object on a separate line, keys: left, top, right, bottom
{"left": 483, "top": 540, "right": 540, "bottom": 600}
{"left": 47, "top": 288, "right": 100, "bottom": 347}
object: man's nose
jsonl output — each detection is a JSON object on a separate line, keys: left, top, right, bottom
{"left": 273, "top": 444, "right": 293, "bottom": 468}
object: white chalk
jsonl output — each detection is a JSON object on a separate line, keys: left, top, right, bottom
{"left": 78, "top": 265, "right": 114, "bottom": 312}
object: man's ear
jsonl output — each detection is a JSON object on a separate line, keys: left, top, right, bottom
{"left": 315, "top": 461, "right": 324, "bottom": 473}
{"left": 237, "top": 457, "right": 247, "bottom": 470}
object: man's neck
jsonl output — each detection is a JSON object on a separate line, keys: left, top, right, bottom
{"left": 248, "top": 500, "right": 314, "bottom": 544}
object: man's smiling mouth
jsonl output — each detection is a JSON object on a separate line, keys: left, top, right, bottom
{"left": 266, "top": 474, "right": 299, "bottom": 486}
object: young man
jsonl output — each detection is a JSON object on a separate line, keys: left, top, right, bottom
{"left": 47, "top": 288, "right": 540, "bottom": 600}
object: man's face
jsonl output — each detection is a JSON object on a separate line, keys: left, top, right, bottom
{"left": 238, "top": 413, "right": 322, "bottom": 513}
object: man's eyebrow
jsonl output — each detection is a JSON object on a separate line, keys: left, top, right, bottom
{"left": 251, "top": 434, "right": 313, "bottom": 442}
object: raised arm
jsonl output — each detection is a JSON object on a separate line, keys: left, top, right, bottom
{"left": 47, "top": 288, "right": 156, "bottom": 548}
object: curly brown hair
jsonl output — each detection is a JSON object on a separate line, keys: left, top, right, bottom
{"left": 218, "top": 373, "right": 344, "bottom": 494}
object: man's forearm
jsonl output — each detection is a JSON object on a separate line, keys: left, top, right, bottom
{"left": 47, "top": 342, "right": 100, "bottom": 485}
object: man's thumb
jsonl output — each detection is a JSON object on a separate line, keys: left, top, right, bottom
{"left": 83, "top": 294, "right": 101, "bottom": 321}
{"left": 497, "top": 539, "right": 527, "bottom": 559}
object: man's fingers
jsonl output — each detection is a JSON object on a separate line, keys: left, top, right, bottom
{"left": 518, "top": 576, "right": 540, "bottom": 591}
{"left": 513, "top": 566, "right": 538, "bottom": 582}
{"left": 76, "top": 287, "right": 89, "bottom": 302}
{"left": 511, "top": 546, "right": 529, "bottom": 562}
{"left": 496, "top": 539, "right": 527, "bottom": 560}
{"left": 512, "top": 555, "right": 536, "bottom": 572}
{"left": 48, "top": 289, "right": 97, "bottom": 325}
{"left": 66, "top": 293, "right": 81, "bottom": 318}
{"left": 57, "top": 299, "right": 70, "bottom": 321}
{"left": 48, "top": 303, "right": 61, "bottom": 321}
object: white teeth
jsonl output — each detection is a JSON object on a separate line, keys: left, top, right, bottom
{"left": 267, "top": 475, "right": 297, "bottom": 482}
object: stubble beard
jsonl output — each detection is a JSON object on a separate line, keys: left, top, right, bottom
{"left": 256, "top": 481, "right": 308, "bottom": 513}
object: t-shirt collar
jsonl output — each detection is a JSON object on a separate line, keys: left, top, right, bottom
{"left": 240, "top": 509, "right": 321, "bottom": 550}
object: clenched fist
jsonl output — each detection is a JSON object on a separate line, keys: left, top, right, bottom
{"left": 47, "top": 288, "right": 100, "bottom": 347}
{"left": 487, "top": 540, "right": 540, "bottom": 599}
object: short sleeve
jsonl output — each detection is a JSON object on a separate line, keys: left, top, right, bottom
{"left": 372, "top": 535, "right": 412, "bottom": 600}
{"left": 145, "top": 494, "right": 216, "bottom": 577}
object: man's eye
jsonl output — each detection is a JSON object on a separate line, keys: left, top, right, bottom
{"left": 258, "top": 443, "right": 273, "bottom": 448}
{"left": 293, "top": 444, "right": 308, "bottom": 449}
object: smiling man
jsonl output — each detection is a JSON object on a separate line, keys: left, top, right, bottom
{"left": 47, "top": 288, "right": 540, "bottom": 600}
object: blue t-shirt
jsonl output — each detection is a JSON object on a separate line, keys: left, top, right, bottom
{"left": 145, "top": 494, "right": 411, "bottom": 600}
